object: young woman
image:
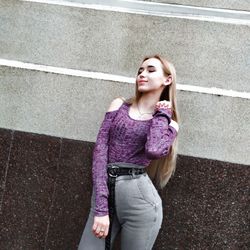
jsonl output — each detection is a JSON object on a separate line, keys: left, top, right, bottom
{"left": 78, "top": 55, "right": 180, "bottom": 250}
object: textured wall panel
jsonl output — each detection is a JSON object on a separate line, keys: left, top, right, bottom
{"left": 0, "top": 128, "right": 249, "bottom": 249}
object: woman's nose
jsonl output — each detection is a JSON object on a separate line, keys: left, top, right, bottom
{"left": 139, "top": 71, "right": 146, "bottom": 78}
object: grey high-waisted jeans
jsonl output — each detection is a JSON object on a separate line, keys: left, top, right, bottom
{"left": 78, "top": 162, "right": 163, "bottom": 250}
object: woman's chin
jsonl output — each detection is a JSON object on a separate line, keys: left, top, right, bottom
{"left": 138, "top": 86, "right": 147, "bottom": 91}
{"left": 138, "top": 88, "right": 146, "bottom": 93}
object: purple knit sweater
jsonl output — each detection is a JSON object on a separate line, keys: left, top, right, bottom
{"left": 92, "top": 101, "right": 177, "bottom": 216}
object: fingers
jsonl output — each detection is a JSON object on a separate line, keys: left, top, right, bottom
{"left": 99, "top": 227, "right": 109, "bottom": 239}
{"left": 92, "top": 215, "right": 110, "bottom": 239}
{"left": 104, "top": 226, "right": 109, "bottom": 238}
{"left": 95, "top": 227, "right": 105, "bottom": 238}
{"left": 93, "top": 225, "right": 109, "bottom": 239}
{"left": 155, "top": 100, "right": 171, "bottom": 110}
{"left": 92, "top": 221, "right": 98, "bottom": 232}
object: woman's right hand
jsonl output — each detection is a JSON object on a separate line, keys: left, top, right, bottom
{"left": 92, "top": 215, "right": 110, "bottom": 239}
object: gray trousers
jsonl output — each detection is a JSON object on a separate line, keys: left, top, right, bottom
{"left": 78, "top": 163, "right": 163, "bottom": 250}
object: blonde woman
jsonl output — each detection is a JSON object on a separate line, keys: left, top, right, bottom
{"left": 78, "top": 55, "right": 180, "bottom": 250}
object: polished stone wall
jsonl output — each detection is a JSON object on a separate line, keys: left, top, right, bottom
{"left": 0, "top": 127, "right": 249, "bottom": 249}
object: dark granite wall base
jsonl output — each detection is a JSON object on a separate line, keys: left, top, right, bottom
{"left": 0, "top": 127, "right": 249, "bottom": 250}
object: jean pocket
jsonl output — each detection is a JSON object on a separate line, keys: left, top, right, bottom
{"left": 136, "top": 175, "right": 161, "bottom": 206}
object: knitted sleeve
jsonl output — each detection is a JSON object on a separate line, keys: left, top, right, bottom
{"left": 145, "top": 108, "right": 178, "bottom": 159}
{"left": 92, "top": 110, "right": 118, "bottom": 216}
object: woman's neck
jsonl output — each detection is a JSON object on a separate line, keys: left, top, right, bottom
{"left": 137, "top": 92, "right": 162, "bottom": 112}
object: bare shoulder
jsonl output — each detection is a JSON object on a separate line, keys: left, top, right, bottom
{"left": 107, "top": 96, "right": 126, "bottom": 112}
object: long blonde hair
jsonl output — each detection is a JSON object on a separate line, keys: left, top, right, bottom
{"left": 123, "top": 54, "right": 180, "bottom": 189}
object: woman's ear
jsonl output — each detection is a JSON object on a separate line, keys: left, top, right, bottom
{"left": 164, "top": 75, "right": 172, "bottom": 85}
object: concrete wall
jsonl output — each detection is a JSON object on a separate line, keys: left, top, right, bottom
{"left": 1, "top": 1, "right": 250, "bottom": 93}
{"left": 1, "top": 67, "right": 249, "bottom": 165}
{"left": 1, "top": 0, "right": 250, "bottom": 164}
{"left": 0, "top": 0, "right": 249, "bottom": 249}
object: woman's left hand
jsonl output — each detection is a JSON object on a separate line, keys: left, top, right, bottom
{"left": 155, "top": 100, "right": 171, "bottom": 111}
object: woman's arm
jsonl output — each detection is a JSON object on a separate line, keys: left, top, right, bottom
{"left": 92, "top": 111, "right": 117, "bottom": 216}
{"left": 145, "top": 107, "right": 178, "bottom": 160}
{"left": 91, "top": 98, "right": 124, "bottom": 239}
{"left": 92, "top": 97, "right": 124, "bottom": 216}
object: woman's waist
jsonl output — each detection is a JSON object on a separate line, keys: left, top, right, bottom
{"left": 107, "top": 161, "right": 146, "bottom": 169}
{"left": 107, "top": 162, "right": 148, "bottom": 181}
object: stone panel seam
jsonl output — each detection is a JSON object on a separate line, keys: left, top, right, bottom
{"left": 1, "top": 59, "right": 250, "bottom": 100}
{"left": 43, "top": 137, "right": 63, "bottom": 250}
{"left": 0, "top": 130, "right": 14, "bottom": 215}
{"left": 21, "top": 0, "right": 250, "bottom": 26}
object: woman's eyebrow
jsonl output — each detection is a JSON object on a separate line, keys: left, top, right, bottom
{"left": 138, "top": 65, "right": 156, "bottom": 72}
{"left": 148, "top": 65, "right": 156, "bottom": 69}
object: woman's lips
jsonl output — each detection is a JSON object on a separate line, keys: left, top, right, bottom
{"left": 138, "top": 80, "right": 147, "bottom": 85}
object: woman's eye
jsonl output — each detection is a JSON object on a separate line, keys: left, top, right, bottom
{"left": 149, "top": 70, "right": 155, "bottom": 73}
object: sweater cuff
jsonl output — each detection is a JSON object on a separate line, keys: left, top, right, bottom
{"left": 94, "top": 210, "right": 109, "bottom": 217}
{"left": 152, "top": 108, "right": 172, "bottom": 124}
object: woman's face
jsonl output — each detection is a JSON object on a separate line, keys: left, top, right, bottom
{"left": 136, "top": 58, "right": 168, "bottom": 93}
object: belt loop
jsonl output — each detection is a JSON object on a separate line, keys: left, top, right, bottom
{"left": 128, "top": 168, "right": 136, "bottom": 178}
{"left": 132, "top": 168, "right": 137, "bottom": 178}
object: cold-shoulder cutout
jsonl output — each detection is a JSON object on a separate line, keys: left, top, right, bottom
{"left": 107, "top": 96, "right": 125, "bottom": 112}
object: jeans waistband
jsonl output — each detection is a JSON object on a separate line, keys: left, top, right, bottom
{"left": 107, "top": 162, "right": 146, "bottom": 169}
{"left": 107, "top": 162, "right": 147, "bottom": 180}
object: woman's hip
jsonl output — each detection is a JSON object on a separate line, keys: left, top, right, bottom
{"left": 115, "top": 173, "right": 162, "bottom": 225}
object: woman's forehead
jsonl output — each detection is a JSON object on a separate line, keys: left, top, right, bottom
{"left": 141, "top": 58, "right": 162, "bottom": 68}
